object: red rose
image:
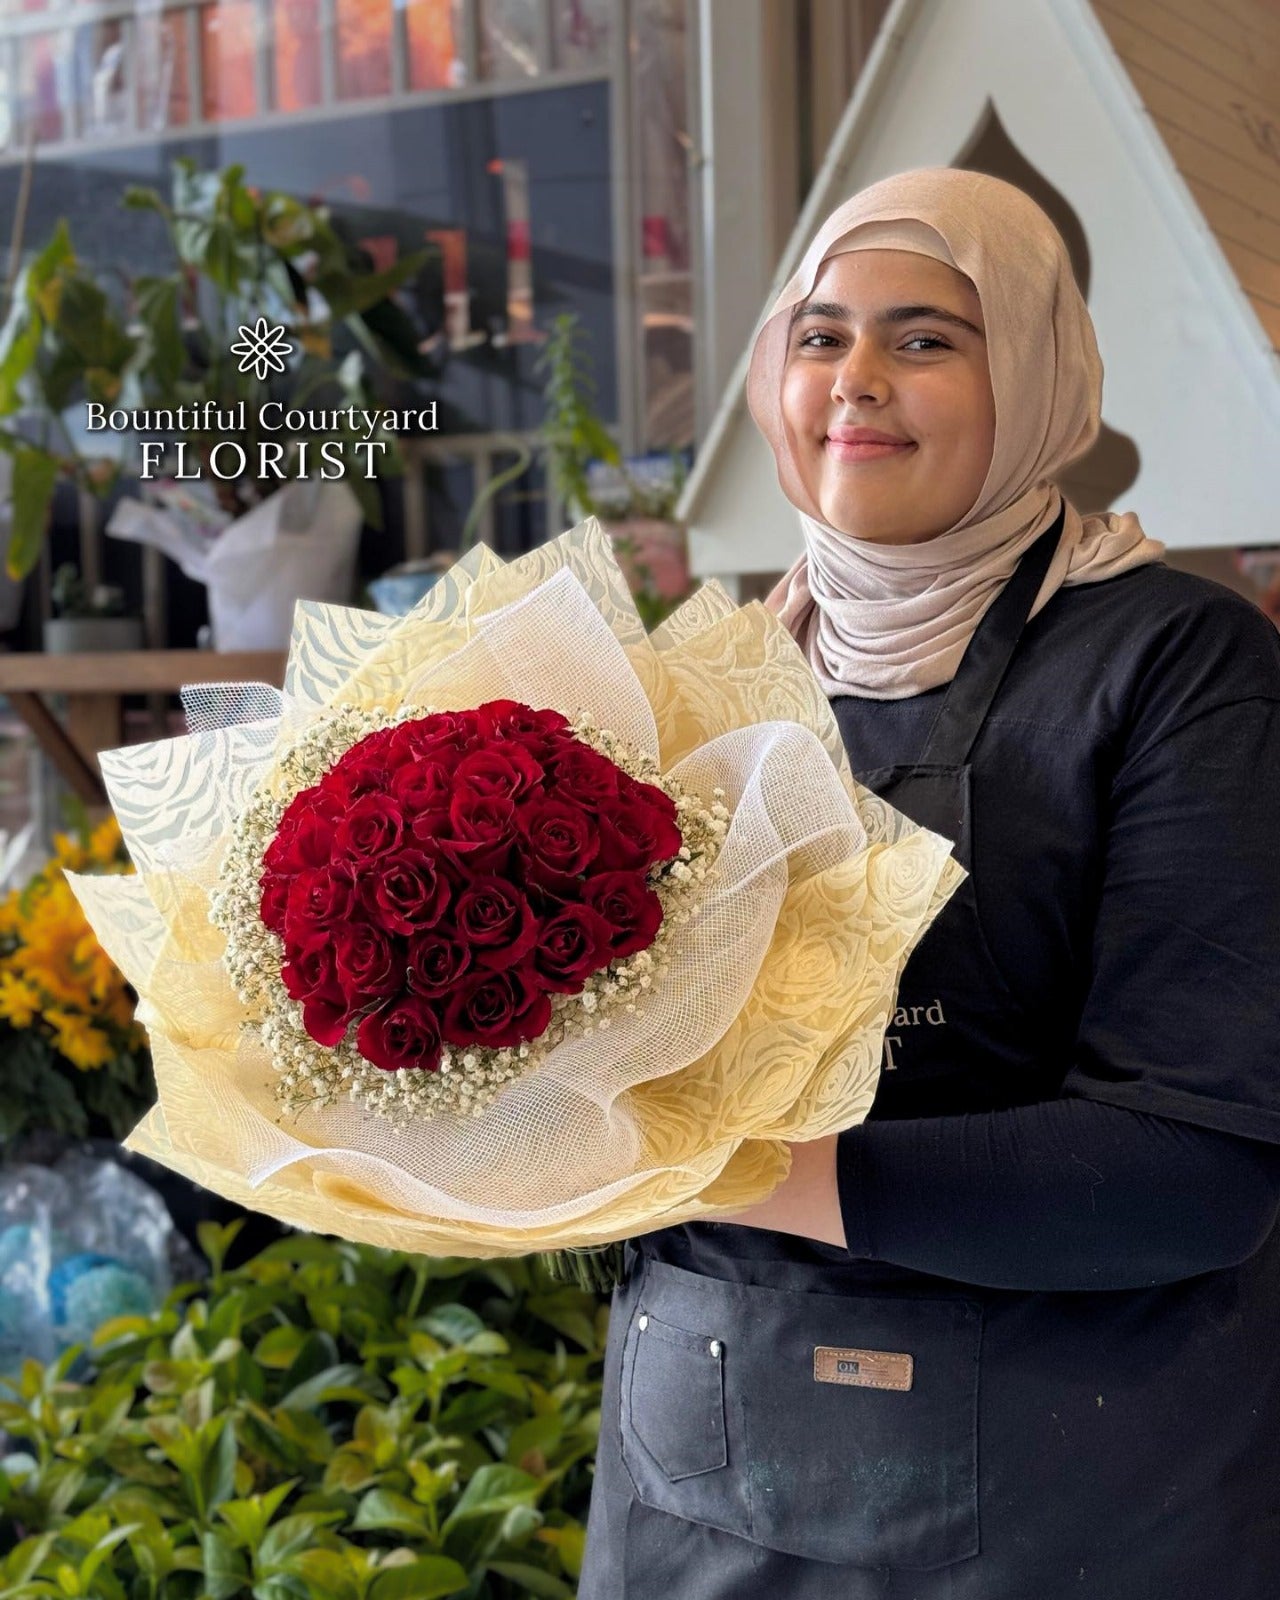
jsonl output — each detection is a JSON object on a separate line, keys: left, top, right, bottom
{"left": 620, "top": 774, "right": 679, "bottom": 823}
{"left": 454, "top": 743, "right": 544, "bottom": 802}
{"left": 264, "top": 789, "right": 340, "bottom": 874}
{"left": 475, "top": 700, "right": 570, "bottom": 741}
{"left": 334, "top": 793, "right": 405, "bottom": 861}
{"left": 280, "top": 936, "right": 350, "bottom": 1046}
{"left": 259, "top": 871, "right": 290, "bottom": 935}
{"left": 359, "top": 850, "right": 452, "bottom": 934}
{"left": 320, "top": 726, "right": 398, "bottom": 802}
{"left": 283, "top": 862, "right": 357, "bottom": 936}
{"left": 533, "top": 904, "right": 615, "bottom": 992}
{"left": 440, "top": 794, "right": 517, "bottom": 872}
{"left": 332, "top": 922, "right": 403, "bottom": 1005}
{"left": 407, "top": 931, "right": 471, "bottom": 999}
{"left": 519, "top": 797, "right": 600, "bottom": 881}
{"left": 543, "top": 742, "right": 621, "bottom": 808}
{"left": 356, "top": 994, "right": 443, "bottom": 1073}
{"left": 388, "top": 710, "right": 482, "bottom": 765}
{"left": 410, "top": 807, "right": 454, "bottom": 850}
{"left": 390, "top": 757, "right": 452, "bottom": 812}
{"left": 441, "top": 965, "right": 552, "bottom": 1049}
{"left": 453, "top": 877, "right": 539, "bottom": 969}
{"left": 582, "top": 870, "right": 664, "bottom": 958}
{"left": 596, "top": 793, "right": 684, "bottom": 872}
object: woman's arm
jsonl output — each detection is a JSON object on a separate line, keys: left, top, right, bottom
{"left": 723, "top": 1100, "right": 1280, "bottom": 1290}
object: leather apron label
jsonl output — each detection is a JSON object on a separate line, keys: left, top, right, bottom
{"left": 813, "top": 1346, "right": 914, "bottom": 1391}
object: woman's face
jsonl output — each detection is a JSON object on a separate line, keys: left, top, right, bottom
{"left": 781, "top": 249, "right": 996, "bottom": 545}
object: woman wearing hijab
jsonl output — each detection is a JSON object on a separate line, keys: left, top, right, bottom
{"left": 579, "top": 169, "right": 1280, "bottom": 1598}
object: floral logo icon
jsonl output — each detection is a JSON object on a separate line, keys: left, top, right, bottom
{"left": 230, "top": 317, "right": 294, "bottom": 381}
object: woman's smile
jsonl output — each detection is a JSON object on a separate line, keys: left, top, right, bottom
{"left": 825, "top": 425, "right": 917, "bottom": 463}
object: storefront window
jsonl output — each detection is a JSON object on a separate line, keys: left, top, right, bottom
{"left": 275, "top": 0, "right": 323, "bottom": 113}
{"left": 336, "top": 0, "right": 392, "bottom": 99}
{"left": 405, "top": 0, "right": 462, "bottom": 91}
{"left": 632, "top": 0, "right": 693, "bottom": 449}
{"left": 201, "top": 0, "right": 258, "bottom": 122}
{"left": 477, "top": 0, "right": 539, "bottom": 81}
{"left": 553, "top": 0, "right": 611, "bottom": 71}
{"left": 0, "top": 0, "right": 699, "bottom": 570}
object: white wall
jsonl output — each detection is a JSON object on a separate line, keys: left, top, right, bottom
{"left": 682, "top": 0, "right": 1280, "bottom": 581}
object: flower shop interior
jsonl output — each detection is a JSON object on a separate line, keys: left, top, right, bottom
{"left": 0, "top": 0, "right": 1277, "bottom": 1592}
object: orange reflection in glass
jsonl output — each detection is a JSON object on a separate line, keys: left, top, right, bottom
{"left": 275, "top": 0, "right": 323, "bottom": 111}
{"left": 202, "top": 0, "right": 257, "bottom": 121}
{"left": 406, "top": 0, "right": 460, "bottom": 90}
{"left": 336, "top": 0, "right": 391, "bottom": 100}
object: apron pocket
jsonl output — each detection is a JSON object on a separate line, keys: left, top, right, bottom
{"left": 626, "top": 1309, "right": 728, "bottom": 1480}
{"left": 619, "top": 1258, "right": 981, "bottom": 1570}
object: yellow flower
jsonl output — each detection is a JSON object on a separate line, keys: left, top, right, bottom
{"left": 88, "top": 816, "right": 124, "bottom": 867}
{"left": 51, "top": 832, "right": 88, "bottom": 871}
{"left": 46, "top": 1008, "right": 114, "bottom": 1071}
{"left": 0, "top": 973, "right": 42, "bottom": 1029}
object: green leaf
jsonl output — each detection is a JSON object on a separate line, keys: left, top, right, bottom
{"left": 200, "top": 1416, "right": 238, "bottom": 1516}
{"left": 278, "top": 1363, "right": 377, "bottom": 1412}
{"left": 216, "top": 1478, "right": 297, "bottom": 1548}
{"left": 256, "top": 1510, "right": 345, "bottom": 1571}
{"left": 5, "top": 444, "right": 59, "bottom": 578}
{"left": 313, "top": 249, "right": 429, "bottom": 319}
{"left": 367, "top": 1556, "right": 470, "bottom": 1600}
{"left": 441, "top": 1465, "right": 541, "bottom": 1532}
{"left": 537, "top": 1523, "right": 587, "bottom": 1580}
{"left": 351, "top": 1488, "right": 432, "bottom": 1537}
{"left": 199, "top": 1531, "right": 249, "bottom": 1600}
{"left": 485, "top": 1562, "right": 574, "bottom": 1598}
{"left": 422, "top": 1305, "right": 487, "bottom": 1348}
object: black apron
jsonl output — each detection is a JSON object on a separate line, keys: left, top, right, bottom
{"left": 850, "top": 503, "right": 1065, "bottom": 1117}
{"left": 580, "top": 508, "right": 1106, "bottom": 1598}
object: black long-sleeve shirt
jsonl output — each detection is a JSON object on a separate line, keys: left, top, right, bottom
{"left": 836, "top": 1097, "right": 1280, "bottom": 1291}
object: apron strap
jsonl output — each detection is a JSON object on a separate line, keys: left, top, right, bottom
{"left": 917, "top": 500, "right": 1068, "bottom": 769}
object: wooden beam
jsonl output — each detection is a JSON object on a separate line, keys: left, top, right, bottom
{"left": 3, "top": 690, "right": 106, "bottom": 806}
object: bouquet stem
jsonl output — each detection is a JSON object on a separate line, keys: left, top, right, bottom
{"left": 540, "top": 1242, "right": 628, "bottom": 1295}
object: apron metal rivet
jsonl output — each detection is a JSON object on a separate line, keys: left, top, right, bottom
{"left": 638, "top": 1315, "right": 649, "bottom": 1331}
{"left": 709, "top": 1339, "right": 722, "bottom": 1358}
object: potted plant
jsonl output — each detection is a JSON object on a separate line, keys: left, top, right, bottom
{"left": 0, "top": 161, "right": 440, "bottom": 644}
{"left": 535, "top": 313, "right": 695, "bottom": 631}
{"left": 42, "top": 562, "right": 143, "bottom": 653}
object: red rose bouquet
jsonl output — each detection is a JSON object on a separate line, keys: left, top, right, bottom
{"left": 66, "top": 522, "right": 961, "bottom": 1258}
{"left": 214, "top": 697, "right": 722, "bottom": 1127}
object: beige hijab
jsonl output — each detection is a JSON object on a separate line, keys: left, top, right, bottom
{"left": 751, "top": 168, "right": 1164, "bottom": 699}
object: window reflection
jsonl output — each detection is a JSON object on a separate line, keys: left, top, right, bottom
{"left": 478, "top": 0, "right": 538, "bottom": 80}
{"left": 275, "top": 0, "right": 322, "bottom": 112}
{"left": 201, "top": 0, "right": 257, "bottom": 121}
{"left": 336, "top": 0, "right": 391, "bottom": 100}
{"left": 553, "top": 0, "right": 610, "bottom": 70}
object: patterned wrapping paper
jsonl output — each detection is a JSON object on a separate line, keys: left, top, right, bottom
{"left": 66, "top": 521, "right": 964, "bottom": 1257}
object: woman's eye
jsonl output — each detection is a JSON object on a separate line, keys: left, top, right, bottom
{"left": 901, "top": 334, "right": 951, "bottom": 351}
{"left": 796, "top": 329, "right": 838, "bottom": 349}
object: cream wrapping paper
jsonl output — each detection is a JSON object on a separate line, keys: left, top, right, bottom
{"left": 67, "top": 521, "right": 963, "bottom": 1257}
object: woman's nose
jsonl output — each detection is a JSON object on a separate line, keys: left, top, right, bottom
{"left": 831, "top": 338, "right": 890, "bottom": 405}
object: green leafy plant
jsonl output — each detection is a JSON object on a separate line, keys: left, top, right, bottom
{"left": 0, "top": 1224, "right": 605, "bottom": 1598}
{"left": 533, "top": 315, "right": 622, "bottom": 524}
{"left": 49, "top": 563, "right": 128, "bottom": 620}
{"left": 0, "top": 160, "right": 439, "bottom": 579}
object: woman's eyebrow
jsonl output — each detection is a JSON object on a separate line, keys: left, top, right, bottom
{"left": 789, "top": 299, "right": 984, "bottom": 338}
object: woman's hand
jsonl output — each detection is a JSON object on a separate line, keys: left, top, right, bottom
{"left": 717, "top": 1134, "right": 846, "bottom": 1247}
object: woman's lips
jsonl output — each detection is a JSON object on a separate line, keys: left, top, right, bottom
{"left": 825, "top": 436, "right": 915, "bottom": 463}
